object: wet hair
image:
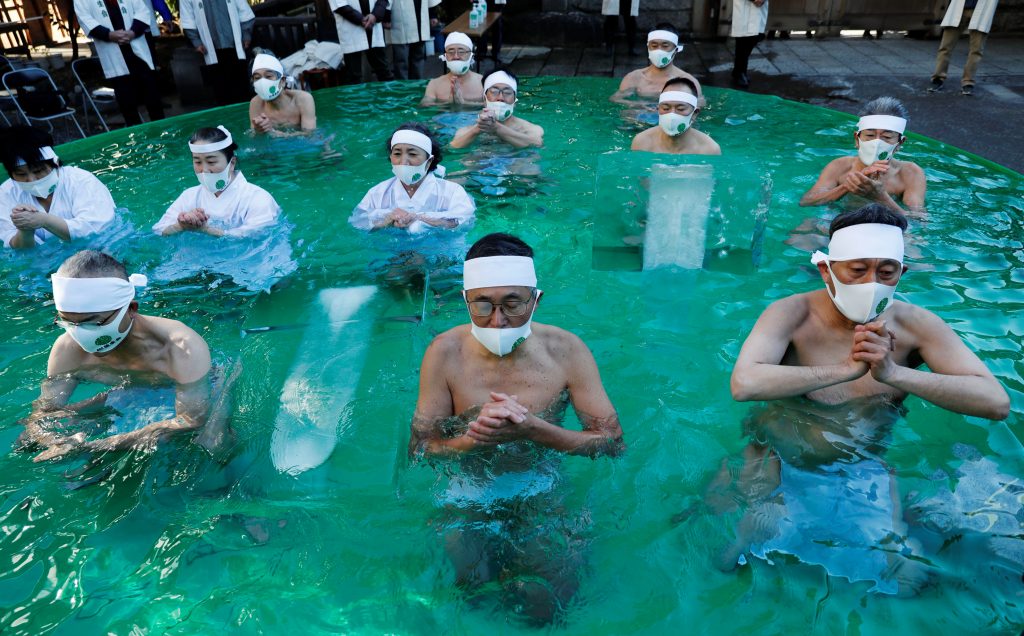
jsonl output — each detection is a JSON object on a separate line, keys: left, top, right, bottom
{"left": 189, "top": 127, "right": 238, "bottom": 163}
{"left": 55, "top": 250, "right": 128, "bottom": 280}
{"left": 652, "top": 23, "right": 678, "bottom": 37}
{"left": 662, "top": 77, "right": 698, "bottom": 96}
{"left": 859, "top": 96, "right": 909, "bottom": 122}
{"left": 0, "top": 125, "right": 60, "bottom": 174}
{"left": 829, "top": 204, "right": 908, "bottom": 237}
{"left": 466, "top": 233, "right": 534, "bottom": 260}
{"left": 388, "top": 122, "right": 443, "bottom": 172}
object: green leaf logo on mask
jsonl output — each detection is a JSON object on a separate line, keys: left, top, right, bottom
{"left": 95, "top": 335, "right": 113, "bottom": 347}
{"left": 878, "top": 150, "right": 889, "bottom": 160}
{"left": 216, "top": 179, "right": 226, "bottom": 190}
{"left": 511, "top": 337, "right": 526, "bottom": 352}
{"left": 412, "top": 172, "right": 422, "bottom": 182}
{"left": 875, "top": 297, "right": 888, "bottom": 315}
{"left": 269, "top": 86, "right": 278, "bottom": 95}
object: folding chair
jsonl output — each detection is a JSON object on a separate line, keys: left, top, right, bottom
{"left": 71, "top": 57, "right": 116, "bottom": 133}
{"left": 2, "top": 67, "right": 86, "bottom": 139}
{"left": 0, "top": 54, "right": 16, "bottom": 126}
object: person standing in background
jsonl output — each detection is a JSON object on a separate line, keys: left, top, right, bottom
{"left": 928, "top": 0, "right": 999, "bottom": 96}
{"left": 479, "top": 0, "right": 507, "bottom": 63}
{"left": 387, "top": 0, "right": 441, "bottom": 80}
{"left": 331, "top": 0, "right": 394, "bottom": 83}
{"left": 75, "top": 0, "right": 165, "bottom": 126}
{"left": 179, "top": 0, "right": 255, "bottom": 105}
{"left": 602, "top": 0, "right": 638, "bottom": 56}
{"left": 731, "top": 0, "right": 768, "bottom": 89}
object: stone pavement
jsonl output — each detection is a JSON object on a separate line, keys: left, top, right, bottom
{"left": 492, "top": 34, "right": 1024, "bottom": 174}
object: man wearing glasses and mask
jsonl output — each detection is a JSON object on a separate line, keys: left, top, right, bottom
{"left": 451, "top": 71, "right": 544, "bottom": 149}
{"left": 21, "top": 251, "right": 225, "bottom": 463}
{"left": 421, "top": 32, "right": 484, "bottom": 106}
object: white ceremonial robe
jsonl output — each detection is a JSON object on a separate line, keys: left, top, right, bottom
{"left": 0, "top": 167, "right": 116, "bottom": 246}
{"left": 349, "top": 172, "right": 475, "bottom": 233}
{"left": 329, "top": 0, "right": 385, "bottom": 54}
{"left": 153, "top": 172, "right": 280, "bottom": 236}
{"left": 179, "top": 0, "right": 254, "bottom": 65}
{"left": 74, "top": 0, "right": 155, "bottom": 78}
{"left": 601, "top": 0, "right": 639, "bottom": 17}
{"left": 387, "top": 0, "right": 441, "bottom": 45}
{"left": 731, "top": 0, "right": 769, "bottom": 38}
{"left": 941, "top": 0, "right": 999, "bottom": 33}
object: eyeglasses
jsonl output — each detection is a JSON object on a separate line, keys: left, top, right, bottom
{"left": 466, "top": 292, "right": 536, "bottom": 317}
{"left": 485, "top": 87, "right": 516, "bottom": 99}
{"left": 445, "top": 49, "right": 471, "bottom": 60}
{"left": 54, "top": 308, "right": 119, "bottom": 329}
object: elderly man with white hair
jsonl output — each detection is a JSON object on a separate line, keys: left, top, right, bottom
{"left": 421, "top": 32, "right": 484, "bottom": 106}
{"left": 450, "top": 70, "right": 543, "bottom": 149}
{"left": 248, "top": 53, "right": 317, "bottom": 135}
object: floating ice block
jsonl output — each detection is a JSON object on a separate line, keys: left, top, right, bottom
{"left": 642, "top": 163, "right": 715, "bottom": 270}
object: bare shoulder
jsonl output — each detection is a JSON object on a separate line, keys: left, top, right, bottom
{"left": 620, "top": 69, "right": 642, "bottom": 87}
{"left": 47, "top": 333, "right": 88, "bottom": 376}
{"left": 890, "top": 300, "right": 947, "bottom": 335}
{"left": 150, "top": 315, "right": 211, "bottom": 383}
{"left": 294, "top": 90, "right": 315, "bottom": 106}
{"left": 426, "top": 324, "right": 468, "bottom": 359}
{"left": 896, "top": 159, "right": 925, "bottom": 179}
{"left": 632, "top": 127, "right": 657, "bottom": 149}
{"left": 533, "top": 322, "right": 588, "bottom": 357}
{"left": 760, "top": 292, "right": 814, "bottom": 328}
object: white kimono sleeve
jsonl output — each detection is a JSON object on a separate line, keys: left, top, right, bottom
{"left": 349, "top": 180, "right": 396, "bottom": 230}
{"left": 63, "top": 172, "right": 116, "bottom": 239}
{"left": 223, "top": 190, "right": 280, "bottom": 237}
{"left": 438, "top": 182, "right": 475, "bottom": 227}
{"left": 0, "top": 188, "right": 20, "bottom": 247}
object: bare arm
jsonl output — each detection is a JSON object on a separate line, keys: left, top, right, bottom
{"left": 610, "top": 74, "right": 637, "bottom": 105}
{"left": 494, "top": 121, "right": 543, "bottom": 149}
{"left": 450, "top": 123, "right": 482, "bottom": 149}
{"left": 731, "top": 297, "right": 868, "bottom": 401}
{"left": 855, "top": 311, "right": 1009, "bottom": 420}
{"left": 799, "top": 160, "right": 848, "bottom": 207}
{"left": 299, "top": 92, "right": 317, "bottom": 131}
{"left": 408, "top": 337, "right": 484, "bottom": 457}
{"left": 900, "top": 162, "right": 927, "bottom": 214}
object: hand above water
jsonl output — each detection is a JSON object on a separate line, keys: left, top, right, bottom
{"left": 842, "top": 170, "right": 885, "bottom": 199}
{"left": 177, "top": 208, "right": 208, "bottom": 229}
{"left": 477, "top": 110, "right": 497, "bottom": 133}
{"left": 467, "top": 392, "right": 534, "bottom": 445}
{"left": 253, "top": 114, "right": 275, "bottom": 133}
{"left": 10, "top": 205, "right": 46, "bottom": 230}
{"left": 385, "top": 208, "right": 417, "bottom": 228}
{"left": 852, "top": 320, "right": 898, "bottom": 381}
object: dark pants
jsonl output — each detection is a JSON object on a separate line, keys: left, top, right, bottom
{"left": 392, "top": 41, "right": 425, "bottom": 80}
{"left": 480, "top": 5, "right": 505, "bottom": 60}
{"left": 603, "top": 3, "right": 636, "bottom": 51}
{"left": 201, "top": 48, "right": 251, "bottom": 106}
{"left": 342, "top": 48, "right": 393, "bottom": 84}
{"left": 108, "top": 50, "right": 165, "bottom": 127}
{"left": 733, "top": 35, "right": 761, "bottom": 76}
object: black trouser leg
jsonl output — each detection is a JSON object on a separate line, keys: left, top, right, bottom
{"left": 109, "top": 73, "right": 142, "bottom": 127}
{"left": 603, "top": 15, "right": 618, "bottom": 46}
{"left": 126, "top": 52, "right": 164, "bottom": 121}
{"left": 342, "top": 51, "right": 363, "bottom": 84}
{"left": 733, "top": 35, "right": 759, "bottom": 75}
{"left": 366, "top": 46, "right": 393, "bottom": 80}
{"left": 408, "top": 40, "right": 425, "bottom": 79}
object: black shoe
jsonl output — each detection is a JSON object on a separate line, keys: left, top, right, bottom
{"left": 961, "top": 85, "right": 974, "bottom": 96}
{"left": 732, "top": 72, "right": 750, "bottom": 88}
{"left": 927, "top": 78, "right": 944, "bottom": 93}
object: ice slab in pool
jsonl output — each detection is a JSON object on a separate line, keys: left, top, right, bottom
{"left": 271, "top": 285, "right": 378, "bottom": 475}
{"left": 591, "top": 153, "right": 771, "bottom": 273}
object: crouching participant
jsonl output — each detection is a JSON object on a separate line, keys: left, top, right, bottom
{"left": 409, "top": 233, "right": 623, "bottom": 625}
{"left": 22, "top": 251, "right": 220, "bottom": 462}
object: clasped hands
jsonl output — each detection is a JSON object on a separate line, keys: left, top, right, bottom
{"left": 177, "top": 208, "right": 209, "bottom": 229}
{"left": 465, "top": 392, "right": 534, "bottom": 446}
{"left": 108, "top": 29, "right": 135, "bottom": 44}
{"left": 10, "top": 205, "right": 46, "bottom": 230}
{"left": 383, "top": 207, "right": 420, "bottom": 228}
{"left": 842, "top": 162, "right": 888, "bottom": 198}
{"left": 476, "top": 110, "right": 498, "bottom": 132}
{"left": 848, "top": 320, "right": 898, "bottom": 382}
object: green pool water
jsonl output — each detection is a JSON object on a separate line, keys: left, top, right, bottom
{"left": 1, "top": 77, "right": 1022, "bottom": 634}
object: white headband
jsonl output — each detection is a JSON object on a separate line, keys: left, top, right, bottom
{"left": 484, "top": 71, "right": 517, "bottom": 94}
{"left": 390, "top": 130, "right": 433, "bottom": 155}
{"left": 52, "top": 273, "right": 148, "bottom": 313}
{"left": 857, "top": 115, "right": 906, "bottom": 135}
{"left": 14, "top": 146, "right": 58, "bottom": 166}
{"left": 810, "top": 224, "right": 904, "bottom": 265}
{"left": 648, "top": 30, "right": 682, "bottom": 50}
{"left": 444, "top": 32, "right": 473, "bottom": 51}
{"left": 463, "top": 256, "right": 537, "bottom": 290}
{"left": 659, "top": 91, "right": 699, "bottom": 107}
{"left": 252, "top": 53, "right": 285, "bottom": 76}
{"left": 188, "top": 126, "right": 234, "bottom": 153}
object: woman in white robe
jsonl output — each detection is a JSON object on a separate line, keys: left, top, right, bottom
{"left": 0, "top": 126, "right": 115, "bottom": 249}
{"left": 153, "top": 126, "right": 280, "bottom": 237}
{"left": 731, "top": 0, "right": 768, "bottom": 88}
{"left": 349, "top": 123, "right": 474, "bottom": 233}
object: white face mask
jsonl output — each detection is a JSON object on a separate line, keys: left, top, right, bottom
{"left": 197, "top": 163, "right": 233, "bottom": 194}
{"left": 824, "top": 261, "right": 898, "bottom": 323}
{"left": 444, "top": 56, "right": 472, "bottom": 75}
{"left": 253, "top": 77, "right": 283, "bottom": 101}
{"left": 17, "top": 167, "right": 60, "bottom": 199}
{"left": 485, "top": 100, "right": 515, "bottom": 122}
{"left": 857, "top": 139, "right": 897, "bottom": 165}
{"left": 60, "top": 304, "right": 133, "bottom": 354}
{"left": 659, "top": 112, "right": 693, "bottom": 136}
{"left": 470, "top": 319, "right": 533, "bottom": 357}
{"left": 392, "top": 156, "right": 431, "bottom": 186}
{"left": 649, "top": 49, "right": 675, "bottom": 68}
